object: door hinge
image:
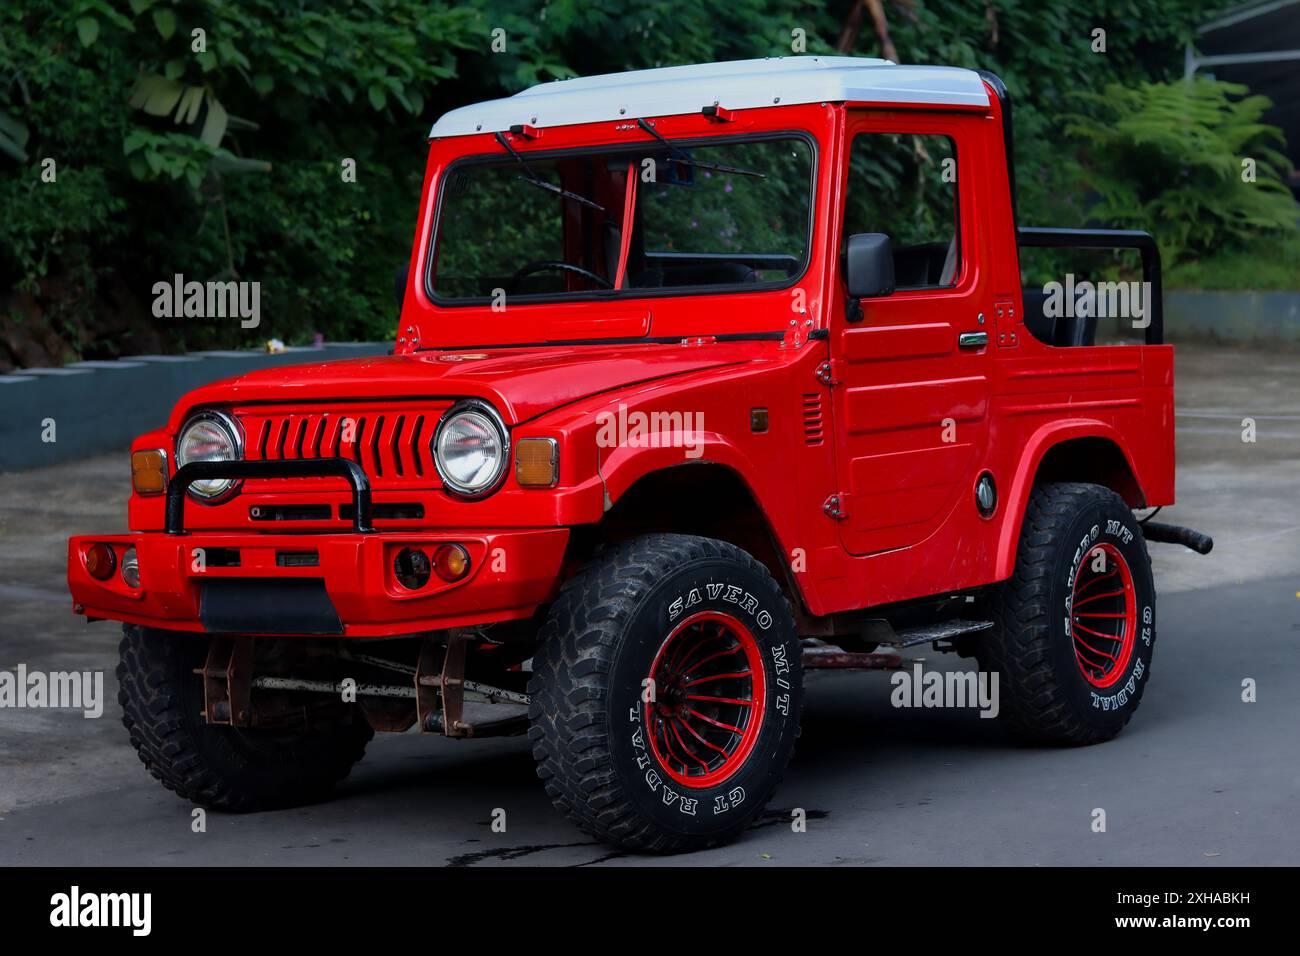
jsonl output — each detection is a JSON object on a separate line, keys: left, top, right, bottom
{"left": 994, "top": 299, "right": 1020, "bottom": 348}
{"left": 814, "top": 360, "right": 839, "bottom": 387}
{"left": 823, "top": 493, "right": 849, "bottom": 520}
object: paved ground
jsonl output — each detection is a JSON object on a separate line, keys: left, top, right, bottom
{"left": 1, "top": 342, "right": 1297, "bottom": 866}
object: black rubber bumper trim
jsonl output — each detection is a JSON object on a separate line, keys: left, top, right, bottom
{"left": 199, "top": 578, "right": 344, "bottom": 635}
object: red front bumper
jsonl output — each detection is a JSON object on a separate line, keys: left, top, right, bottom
{"left": 67, "top": 528, "right": 569, "bottom": 638}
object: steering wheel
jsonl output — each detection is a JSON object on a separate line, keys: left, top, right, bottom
{"left": 509, "top": 260, "right": 613, "bottom": 293}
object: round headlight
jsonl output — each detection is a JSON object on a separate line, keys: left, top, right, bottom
{"left": 433, "top": 401, "right": 508, "bottom": 498}
{"left": 176, "top": 411, "right": 243, "bottom": 500}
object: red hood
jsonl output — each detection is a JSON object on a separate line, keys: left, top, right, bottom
{"left": 170, "top": 342, "right": 763, "bottom": 427}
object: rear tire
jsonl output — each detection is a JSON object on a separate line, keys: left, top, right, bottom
{"left": 977, "top": 482, "right": 1156, "bottom": 745}
{"left": 528, "top": 534, "right": 803, "bottom": 852}
{"left": 117, "top": 624, "right": 372, "bottom": 811}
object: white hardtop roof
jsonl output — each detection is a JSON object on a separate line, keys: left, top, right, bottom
{"left": 428, "top": 56, "right": 990, "bottom": 138}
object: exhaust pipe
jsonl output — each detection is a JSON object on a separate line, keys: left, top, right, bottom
{"left": 1141, "top": 521, "right": 1214, "bottom": 555}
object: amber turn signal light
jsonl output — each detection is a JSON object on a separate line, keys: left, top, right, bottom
{"left": 131, "top": 449, "right": 167, "bottom": 495}
{"left": 432, "top": 543, "right": 471, "bottom": 582}
{"left": 514, "top": 437, "right": 558, "bottom": 488}
{"left": 85, "top": 543, "right": 116, "bottom": 581}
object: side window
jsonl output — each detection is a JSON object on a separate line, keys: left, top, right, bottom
{"left": 843, "top": 133, "right": 959, "bottom": 290}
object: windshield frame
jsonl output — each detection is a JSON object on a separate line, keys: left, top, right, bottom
{"left": 422, "top": 129, "right": 819, "bottom": 309}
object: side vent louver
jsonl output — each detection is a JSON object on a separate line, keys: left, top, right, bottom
{"left": 801, "top": 393, "right": 824, "bottom": 445}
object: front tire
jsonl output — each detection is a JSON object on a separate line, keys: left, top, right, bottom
{"left": 117, "top": 625, "right": 372, "bottom": 811}
{"left": 977, "top": 482, "right": 1157, "bottom": 744}
{"left": 528, "top": 534, "right": 803, "bottom": 852}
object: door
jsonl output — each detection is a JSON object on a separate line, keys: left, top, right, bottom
{"left": 831, "top": 112, "right": 995, "bottom": 557}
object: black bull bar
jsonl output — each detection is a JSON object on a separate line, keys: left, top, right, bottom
{"left": 165, "top": 458, "right": 374, "bottom": 534}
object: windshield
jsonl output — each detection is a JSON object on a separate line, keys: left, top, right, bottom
{"left": 429, "top": 135, "right": 814, "bottom": 302}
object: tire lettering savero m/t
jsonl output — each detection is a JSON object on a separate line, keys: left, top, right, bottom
{"left": 66, "top": 57, "right": 1212, "bottom": 853}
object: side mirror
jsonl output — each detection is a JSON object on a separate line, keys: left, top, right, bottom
{"left": 845, "top": 233, "right": 895, "bottom": 300}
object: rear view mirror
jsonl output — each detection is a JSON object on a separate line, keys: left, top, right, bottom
{"left": 845, "top": 233, "right": 895, "bottom": 300}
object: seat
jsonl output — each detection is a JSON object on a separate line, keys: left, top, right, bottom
{"left": 1020, "top": 287, "right": 1098, "bottom": 347}
{"left": 1021, "top": 287, "right": 1057, "bottom": 345}
{"left": 1057, "top": 311, "right": 1098, "bottom": 347}
{"left": 891, "top": 241, "right": 952, "bottom": 288}
{"left": 938, "top": 239, "right": 959, "bottom": 286}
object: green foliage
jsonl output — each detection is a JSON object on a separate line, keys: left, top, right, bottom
{"left": 431, "top": 160, "right": 566, "bottom": 298}
{"left": 845, "top": 133, "right": 956, "bottom": 250}
{"left": 0, "top": 0, "right": 1293, "bottom": 367}
{"left": 1167, "top": 231, "right": 1300, "bottom": 291}
{"left": 1065, "top": 78, "right": 1299, "bottom": 263}
{"left": 0, "top": 108, "right": 30, "bottom": 161}
{"left": 639, "top": 140, "right": 813, "bottom": 261}
{"left": 856, "top": 0, "right": 1221, "bottom": 225}
{"left": 0, "top": 0, "right": 482, "bottom": 360}
{"left": 469, "top": 0, "right": 835, "bottom": 90}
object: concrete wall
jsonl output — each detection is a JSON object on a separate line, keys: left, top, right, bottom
{"left": 1166, "top": 291, "right": 1300, "bottom": 346}
{"left": 0, "top": 343, "right": 389, "bottom": 472}
{"left": 2, "top": 290, "right": 1296, "bottom": 471}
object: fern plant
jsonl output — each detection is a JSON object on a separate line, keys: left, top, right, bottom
{"left": 1065, "top": 78, "right": 1299, "bottom": 264}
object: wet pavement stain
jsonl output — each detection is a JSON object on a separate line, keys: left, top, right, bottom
{"left": 749, "top": 807, "right": 830, "bottom": 830}
{"left": 446, "top": 841, "right": 599, "bottom": 867}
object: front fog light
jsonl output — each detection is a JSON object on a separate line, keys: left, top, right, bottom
{"left": 394, "top": 548, "right": 432, "bottom": 590}
{"left": 120, "top": 547, "right": 140, "bottom": 588}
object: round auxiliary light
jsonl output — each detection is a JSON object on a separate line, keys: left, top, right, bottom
{"left": 85, "top": 543, "right": 116, "bottom": 581}
{"left": 433, "top": 544, "right": 471, "bottom": 582}
{"left": 176, "top": 410, "right": 243, "bottom": 501}
{"left": 976, "top": 472, "right": 997, "bottom": 518}
{"left": 394, "top": 548, "right": 432, "bottom": 590}
{"left": 433, "top": 400, "right": 508, "bottom": 499}
{"left": 120, "top": 547, "right": 140, "bottom": 589}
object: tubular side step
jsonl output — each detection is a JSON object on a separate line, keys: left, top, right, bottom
{"left": 888, "top": 619, "right": 993, "bottom": 649}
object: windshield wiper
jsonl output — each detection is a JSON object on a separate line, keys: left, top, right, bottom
{"left": 494, "top": 132, "right": 605, "bottom": 212}
{"left": 636, "top": 119, "right": 766, "bottom": 179}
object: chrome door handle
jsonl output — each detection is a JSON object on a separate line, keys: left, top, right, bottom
{"left": 958, "top": 331, "right": 988, "bottom": 349}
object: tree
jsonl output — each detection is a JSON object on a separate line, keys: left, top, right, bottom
{"left": 0, "top": 0, "right": 1281, "bottom": 368}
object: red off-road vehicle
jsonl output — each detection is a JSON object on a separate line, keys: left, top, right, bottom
{"left": 69, "top": 57, "right": 1211, "bottom": 852}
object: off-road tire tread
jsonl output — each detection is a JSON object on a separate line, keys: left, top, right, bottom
{"left": 527, "top": 533, "right": 800, "bottom": 853}
{"left": 977, "top": 482, "right": 1154, "bottom": 746}
{"left": 117, "top": 624, "right": 372, "bottom": 811}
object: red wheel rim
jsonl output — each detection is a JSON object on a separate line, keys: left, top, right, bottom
{"left": 644, "top": 610, "right": 767, "bottom": 789}
{"left": 1068, "top": 542, "right": 1137, "bottom": 688}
